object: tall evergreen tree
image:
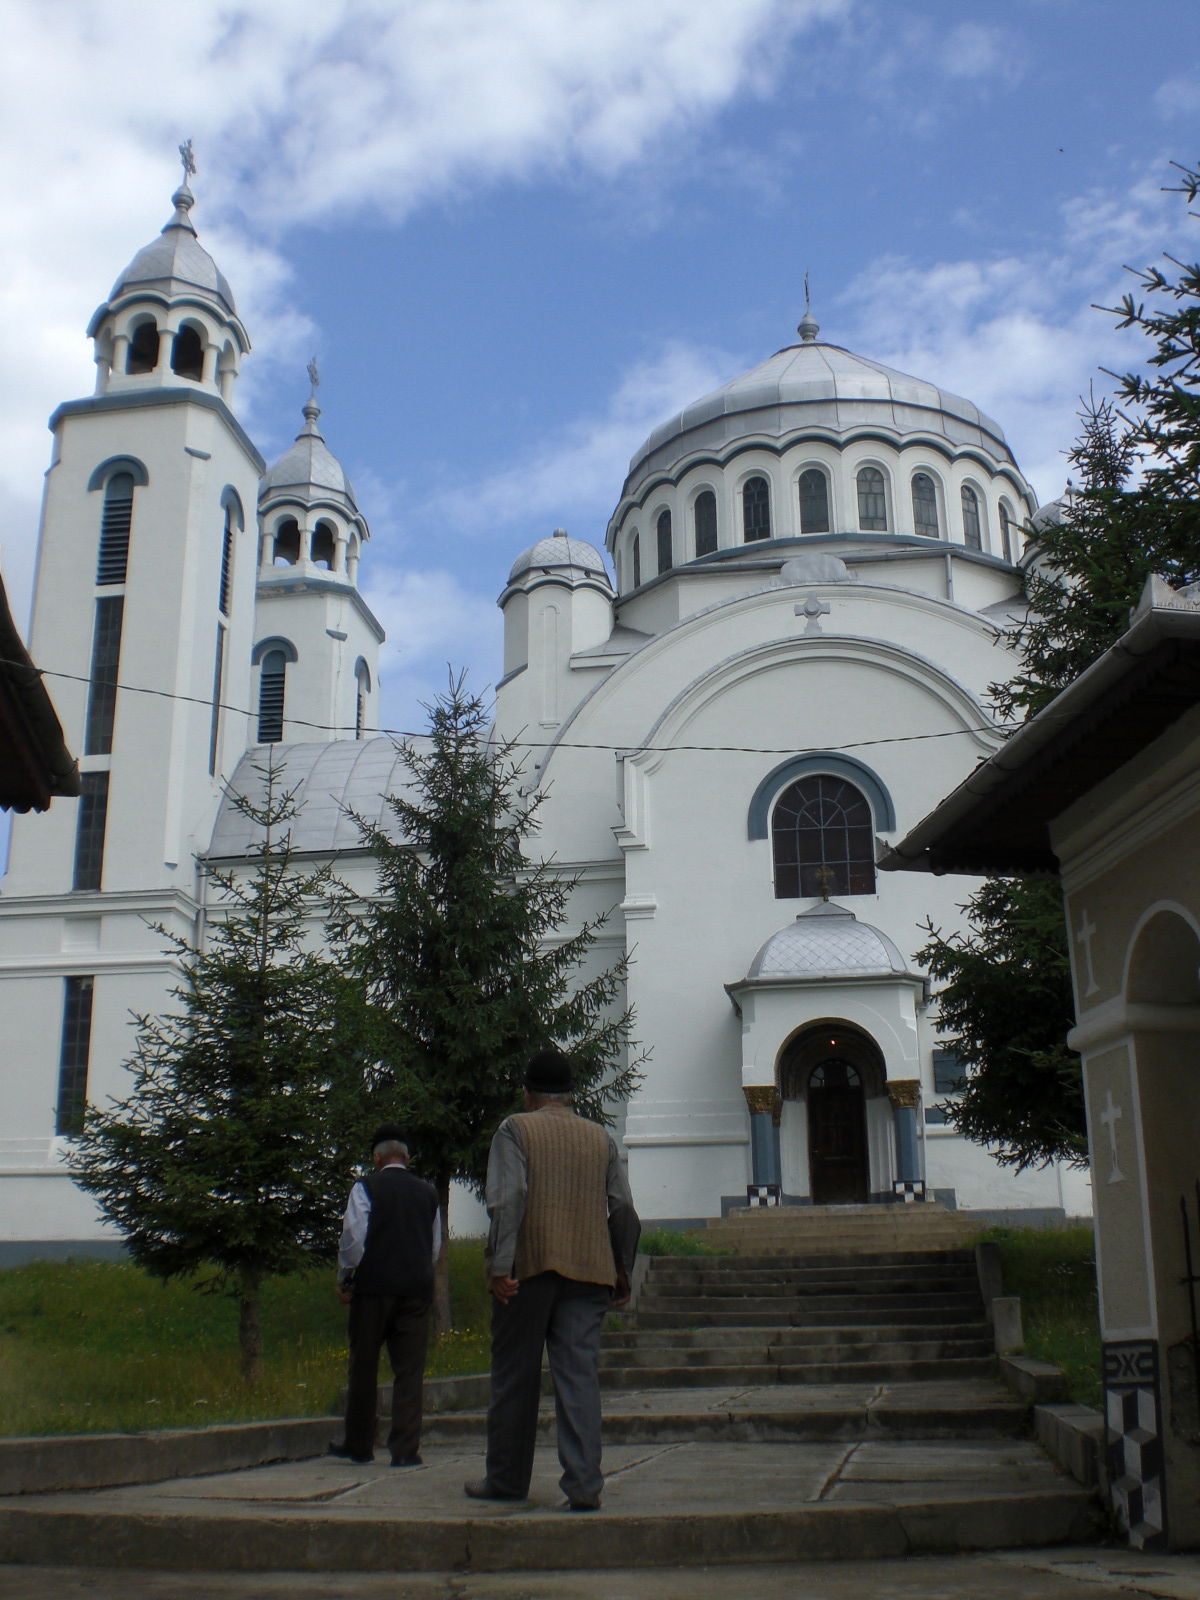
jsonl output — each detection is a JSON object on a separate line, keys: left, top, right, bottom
{"left": 919, "top": 162, "right": 1200, "bottom": 1169}
{"left": 328, "top": 676, "right": 643, "bottom": 1326}
{"left": 71, "top": 759, "right": 372, "bottom": 1381}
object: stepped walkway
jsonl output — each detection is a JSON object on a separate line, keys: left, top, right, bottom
{"left": 0, "top": 1206, "right": 1105, "bottom": 1577}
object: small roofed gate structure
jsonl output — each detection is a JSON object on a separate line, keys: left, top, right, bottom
{"left": 882, "top": 575, "right": 1200, "bottom": 1552}
{"left": 0, "top": 576, "right": 78, "bottom": 812}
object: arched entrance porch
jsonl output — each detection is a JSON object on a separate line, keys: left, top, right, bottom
{"left": 777, "top": 1022, "right": 892, "bottom": 1204}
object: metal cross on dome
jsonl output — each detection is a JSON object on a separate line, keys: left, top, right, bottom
{"left": 307, "top": 357, "right": 321, "bottom": 395}
{"left": 179, "top": 139, "right": 196, "bottom": 181}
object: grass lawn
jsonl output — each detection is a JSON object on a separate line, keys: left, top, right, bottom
{"left": 0, "top": 1238, "right": 490, "bottom": 1437}
{"left": 980, "top": 1223, "right": 1102, "bottom": 1409}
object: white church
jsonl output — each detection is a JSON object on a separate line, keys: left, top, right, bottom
{"left": 0, "top": 175, "right": 1091, "bottom": 1258}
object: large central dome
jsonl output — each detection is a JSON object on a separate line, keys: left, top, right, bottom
{"left": 629, "top": 333, "right": 1015, "bottom": 487}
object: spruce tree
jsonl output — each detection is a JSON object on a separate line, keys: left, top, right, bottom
{"left": 918, "top": 161, "right": 1200, "bottom": 1169}
{"left": 71, "top": 758, "right": 372, "bottom": 1381}
{"left": 328, "top": 675, "right": 643, "bottom": 1326}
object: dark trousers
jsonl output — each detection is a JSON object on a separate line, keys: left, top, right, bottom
{"left": 485, "top": 1272, "right": 609, "bottom": 1502}
{"left": 342, "top": 1292, "right": 431, "bottom": 1460}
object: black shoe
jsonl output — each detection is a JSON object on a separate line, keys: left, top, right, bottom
{"left": 464, "top": 1478, "right": 525, "bottom": 1501}
{"left": 563, "top": 1497, "right": 600, "bottom": 1511}
{"left": 327, "top": 1441, "right": 374, "bottom": 1465}
{"left": 391, "top": 1454, "right": 423, "bottom": 1467}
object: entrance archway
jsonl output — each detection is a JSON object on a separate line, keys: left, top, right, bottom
{"left": 779, "top": 1023, "right": 884, "bottom": 1204}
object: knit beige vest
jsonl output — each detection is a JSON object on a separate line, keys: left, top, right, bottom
{"left": 511, "top": 1107, "right": 616, "bottom": 1287}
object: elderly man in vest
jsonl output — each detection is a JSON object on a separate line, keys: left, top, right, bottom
{"left": 329, "top": 1123, "right": 441, "bottom": 1467}
{"left": 465, "top": 1048, "right": 641, "bottom": 1510}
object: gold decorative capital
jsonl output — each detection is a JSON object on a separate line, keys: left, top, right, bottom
{"left": 743, "top": 1085, "right": 776, "bottom": 1117}
{"left": 887, "top": 1079, "right": 921, "bottom": 1110}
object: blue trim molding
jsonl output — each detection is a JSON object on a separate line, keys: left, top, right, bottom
{"left": 747, "top": 751, "right": 895, "bottom": 839}
{"left": 86, "top": 454, "right": 149, "bottom": 491}
{"left": 251, "top": 635, "right": 298, "bottom": 666}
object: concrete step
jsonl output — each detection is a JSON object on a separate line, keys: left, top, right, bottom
{"left": 634, "top": 1292, "right": 985, "bottom": 1320}
{"left": 643, "top": 1272, "right": 979, "bottom": 1295}
{"left": 635, "top": 1306, "right": 988, "bottom": 1330}
{"left": 598, "top": 1357, "right": 998, "bottom": 1389}
{"left": 600, "top": 1339, "right": 993, "bottom": 1370}
{"left": 604, "top": 1321, "right": 992, "bottom": 1351}
{"left": 0, "top": 1438, "right": 1099, "bottom": 1571}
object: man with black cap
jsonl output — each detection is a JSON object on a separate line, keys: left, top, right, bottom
{"left": 329, "top": 1124, "right": 441, "bottom": 1467}
{"left": 465, "top": 1048, "right": 640, "bottom": 1510}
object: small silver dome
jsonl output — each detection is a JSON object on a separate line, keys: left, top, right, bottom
{"left": 108, "top": 185, "right": 237, "bottom": 315}
{"left": 747, "top": 901, "right": 909, "bottom": 981}
{"left": 508, "top": 530, "right": 611, "bottom": 586}
{"left": 628, "top": 340, "right": 1015, "bottom": 485}
{"left": 260, "top": 399, "right": 359, "bottom": 512}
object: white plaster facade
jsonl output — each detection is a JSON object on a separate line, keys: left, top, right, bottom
{"left": 0, "top": 182, "right": 1091, "bottom": 1257}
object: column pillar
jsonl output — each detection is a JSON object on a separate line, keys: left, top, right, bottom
{"left": 743, "top": 1085, "right": 781, "bottom": 1194}
{"left": 887, "top": 1079, "right": 922, "bottom": 1196}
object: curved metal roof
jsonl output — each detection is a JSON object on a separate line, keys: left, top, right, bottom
{"left": 108, "top": 185, "right": 237, "bottom": 316}
{"left": 260, "top": 400, "right": 360, "bottom": 513}
{"left": 207, "top": 737, "right": 430, "bottom": 859}
{"left": 508, "top": 530, "right": 611, "bottom": 586}
{"left": 746, "top": 901, "right": 909, "bottom": 980}
{"left": 627, "top": 338, "right": 1015, "bottom": 486}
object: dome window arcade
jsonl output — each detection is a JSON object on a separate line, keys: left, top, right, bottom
{"left": 771, "top": 774, "right": 877, "bottom": 899}
{"left": 798, "top": 468, "right": 830, "bottom": 534}
{"left": 856, "top": 467, "right": 888, "bottom": 532}
{"left": 170, "top": 323, "right": 205, "bottom": 382}
{"left": 656, "top": 509, "right": 673, "bottom": 575}
{"left": 999, "top": 500, "right": 1015, "bottom": 563}
{"left": 311, "top": 520, "right": 337, "bottom": 570}
{"left": 694, "top": 490, "right": 718, "bottom": 556}
{"left": 961, "top": 483, "right": 982, "bottom": 550}
{"left": 273, "top": 518, "right": 301, "bottom": 566}
{"left": 911, "top": 472, "right": 940, "bottom": 538}
{"left": 632, "top": 531, "right": 641, "bottom": 588}
{"left": 743, "top": 475, "right": 771, "bottom": 542}
{"left": 125, "top": 320, "right": 160, "bottom": 376}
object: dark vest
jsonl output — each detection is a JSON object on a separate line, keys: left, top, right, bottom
{"left": 353, "top": 1165, "right": 440, "bottom": 1301}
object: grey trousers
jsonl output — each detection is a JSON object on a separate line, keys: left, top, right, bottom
{"left": 485, "top": 1272, "right": 610, "bottom": 1502}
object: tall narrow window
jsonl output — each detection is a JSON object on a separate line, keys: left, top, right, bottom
{"left": 257, "top": 650, "right": 287, "bottom": 743}
{"left": 743, "top": 476, "right": 771, "bottom": 541}
{"left": 771, "top": 774, "right": 876, "bottom": 898}
{"left": 73, "top": 772, "right": 110, "bottom": 892}
{"left": 856, "top": 467, "right": 887, "bottom": 531}
{"left": 96, "top": 472, "right": 134, "bottom": 584}
{"left": 694, "top": 491, "right": 717, "bottom": 556}
{"left": 999, "top": 502, "right": 1014, "bottom": 563}
{"left": 961, "top": 484, "right": 982, "bottom": 549}
{"left": 632, "top": 532, "right": 641, "bottom": 588}
{"left": 355, "top": 661, "right": 371, "bottom": 740}
{"left": 56, "top": 976, "right": 95, "bottom": 1137}
{"left": 218, "top": 507, "right": 234, "bottom": 615}
{"left": 84, "top": 596, "right": 124, "bottom": 755}
{"left": 911, "top": 473, "right": 939, "bottom": 537}
{"left": 656, "top": 510, "right": 673, "bottom": 575}
{"left": 798, "top": 469, "right": 830, "bottom": 533}
{"left": 126, "top": 322, "right": 160, "bottom": 375}
{"left": 209, "top": 625, "right": 226, "bottom": 776}
{"left": 170, "top": 325, "right": 204, "bottom": 381}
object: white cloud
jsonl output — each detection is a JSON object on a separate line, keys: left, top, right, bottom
{"left": 940, "top": 22, "right": 1024, "bottom": 86}
{"left": 1154, "top": 73, "right": 1200, "bottom": 119}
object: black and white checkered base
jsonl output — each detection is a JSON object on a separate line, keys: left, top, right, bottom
{"left": 893, "top": 1179, "right": 926, "bottom": 1203}
{"left": 746, "top": 1184, "right": 781, "bottom": 1207}
{"left": 1105, "top": 1340, "right": 1166, "bottom": 1549}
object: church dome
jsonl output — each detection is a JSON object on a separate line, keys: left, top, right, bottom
{"left": 107, "top": 184, "right": 237, "bottom": 316}
{"left": 746, "top": 901, "right": 910, "bottom": 981}
{"left": 260, "top": 394, "right": 360, "bottom": 514}
{"left": 629, "top": 321, "right": 1016, "bottom": 485}
{"left": 508, "top": 529, "right": 611, "bottom": 586}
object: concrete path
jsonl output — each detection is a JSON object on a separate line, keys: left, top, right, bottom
{"left": 2, "top": 1548, "right": 1200, "bottom": 1600}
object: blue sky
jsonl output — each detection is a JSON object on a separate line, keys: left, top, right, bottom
{"left": 1, "top": 0, "right": 1197, "bottom": 737}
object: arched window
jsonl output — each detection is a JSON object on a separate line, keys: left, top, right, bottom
{"left": 656, "top": 509, "right": 673, "bottom": 575}
{"left": 126, "top": 322, "right": 160, "bottom": 375}
{"left": 856, "top": 467, "right": 887, "bottom": 531}
{"left": 999, "top": 501, "right": 1014, "bottom": 563}
{"left": 694, "top": 490, "right": 717, "bottom": 556}
{"left": 257, "top": 650, "right": 287, "bottom": 743}
{"left": 798, "top": 469, "right": 830, "bottom": 534}
{"left": 96, "top": 472, "right": 135, "bottom": 585}
{"left": 632, "top": 531, "right": 641, "bottom": 588}
{"left": 911, "top": 473, "right": 939, "bottom": 538}
{"left": 743, "top": 476, "right": 771, "bottom": 542}
{"left": 771, "top": 774, "right": 876, "bottom": 898}
{"left": 170, "top": 325, "right": 204, "bottom": 381}
{"left": 961, "top": 484, "right": 982, "bottom": 549}
{"left": 312, "top": 521, "right": 336, "bottom": 569}
{"left": 273, "top": 518, "right": 300, "bottom": 565}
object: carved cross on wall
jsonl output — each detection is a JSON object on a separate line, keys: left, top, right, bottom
{"left": 1099, "top": 1089, "right": 1124, "bottom": 1184}
{"left": 1075, "top": 909, "right": 1100, "bottom": 996}
{"left": 795, "top": 596, "right": 831, "bottom": 635}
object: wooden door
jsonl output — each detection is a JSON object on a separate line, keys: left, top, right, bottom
{"left": 807, "top": 1061, "right": 868, "bottom": 1204}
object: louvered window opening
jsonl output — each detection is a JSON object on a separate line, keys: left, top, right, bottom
{"left": 209, "top": 625, "right": 226, "bottom": 776}
{"left": 84, "top": 596, "right": 124, "bottom": 756}
{"left": 771, "top": 774, "right": 876, "bottom": 899}
{"left": 219, "top": 511, "right": 234, "bottom": 615}
{"left": 96, "top": 475, "right": 134, "bottom": 585}
{"left": 56, "top": 975, "right": 95, "bottom": 1137}
{"left": 258, "top": 652, "right": 286, "bottom": 743}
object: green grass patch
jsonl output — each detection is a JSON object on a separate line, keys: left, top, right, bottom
{"left": 638, "top": 1227, "right": 729, "bottom": 1257}
{"left": 0, "top": 1237, "right": 490, "bottom": 1437}
{"left": 978, "top": 1223, "right": 1101, "bottom": 1409}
